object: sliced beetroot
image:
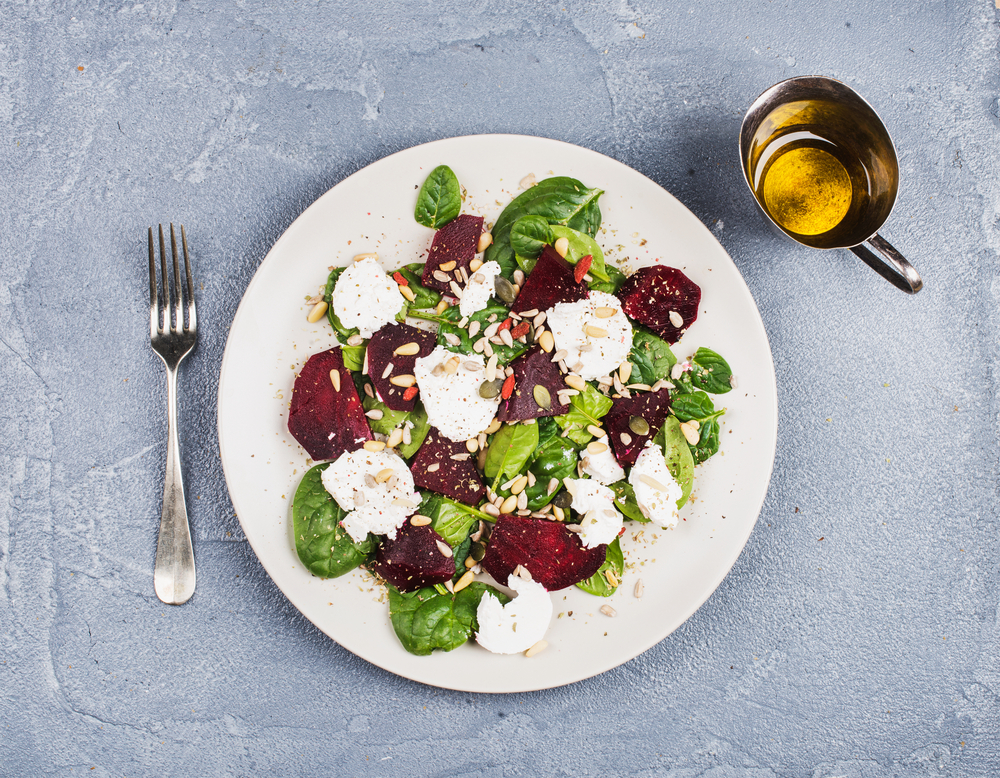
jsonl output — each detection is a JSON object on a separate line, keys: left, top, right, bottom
{"left": 288, "top": 348, "right": 372, "bottom": 461}
{"left": 617, "top": 265, "right": 700, "bottom": 345}
{"left": 421, "top": 214, "right": 485, "bottom": 293}
{"left": 366, "top": 323, "right": 437, "bottom": 411}
{"left": 605, "top": 387, "right": 673, "bottom": 468}
{"left": 512, "top": 245, "right": 589, "bottom": 315}
{"left": 410, "top": 427, "right": 486, "bottom": 505}
{"left": 496, "top": 346, "right": 569, "bottom": 422}
{"left": 371, "top": 522, "right": 455, "bottom": 593}
{"left": 481, "top": 514, "right": 607, "bottom": 592}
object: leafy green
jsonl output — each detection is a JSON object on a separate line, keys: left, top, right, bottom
{"left": 484, "top": 422, "right": 539, "bottom": 487}
{"left": 484, "top": 177, "right": 604, "bottom": 277}
{"left": 492, "top": 430, "right": 579, "bottom": 511}
{"left": 589, "top": 265, "right": 626, "bottom": 295}
{"left": 396, "top": 262, "right": 442, "bottom": 309}
{"left": 653, "top": 417, "right": 694, "bottom": 509}
{"left": 418, "top": 492, "right": 493, "bottom": 547}
{"left": 671, "top": 390, "right": 726, "bottom": 465}
{"left": 689, "top": 347, "right": 733, "bottom": 394}
{"left": 414, "top": 165, "right": 462, "bottom": 229}
{"left": 361, "top": 395, "right": 430, "bottom": 459}
{"left": 548, "top": 225, "right": 609, "bottom": 281}
{"left": 433, "top": 303, "right": 529, "bottom": 364}
{"left": 510, "top": 215, "right": 554, "bottom": 259}
{"left": 387, "top": 582, "right": 508, "bottom": 656}
{"left": 691, "top": 418, "right": 722, "bottom": 465}
{"left": 341, "top": 345, "right": 366, "bottom": 372}
{"left": 553, "top": 383, "right": 614, "bottom": 445}
{"left": 609, "top": 480, "right": 648, "bottom": 523}
{"left": 576, "top": 538, "right": 624, "bottom": 597}
{"left": 292, "top": 463, "right": 376, "bottom": 578}
{"left": 628, "top": 329, "right": 677, "bottom": 386}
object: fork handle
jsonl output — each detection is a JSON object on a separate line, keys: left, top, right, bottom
{"left": 154, "top": 365, "right": 196, "bottom": 604}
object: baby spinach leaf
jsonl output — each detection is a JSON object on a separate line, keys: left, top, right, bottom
{"left": 431, "top": 497, "right": 492, "bottom": 547}
{"left": 414, "top": 165, "right": 462, "bottom": 229}
{"left": 690, "top": 347, "right": 733, "bottom": 394}
{"left": 653, "top": 416, "right": 694, "bottom": 508}
{"left": 576, "top": 538, "right": 624, "bottom": 597}
{"left": 589, "top": 265, "right": 626, "bottom": 295}
{"left": 397, "top": 262, "right": 442, "bottom": 309}
{"left": 548, "top": 226, "right": 609, "bottom": 282}
{"left": 671, "top": 391, "right": 726, "bottom": 465}
{"left": 628, "top": 329, "right": 677, "bottom": 386}
{"left": 341, "top": 345, "right": 366, "bottom": 372}
{"left": 492, "top": 433, "right": 579, "bottom": 511}
{"left": 691, "top": 418, "right": 721, "bottom": 465}
{"left": 554, "top": 383, "right": 614, "bottom": 445}
{"left": 361, "top": 395, "right": 430, "bottom": 459}
{"left": 609, "top": 480, "right": 648, "bottom": 523}
{"left": 484, "top": 422, "right": 539, "bottom": 486}
{"left": 510, "top": 215, "right": 554, "bottom": 260}
{"left": 387, "top": 581, "right": 508, "bottom": 656}
{"left": 567, "top": 198, "right": 602, "bottom": 238}
{"left": 292, "top": 463, "right": 376, "bottom": 578}
{"left": 434, "top": 303, "right": 529, "bottom": 364}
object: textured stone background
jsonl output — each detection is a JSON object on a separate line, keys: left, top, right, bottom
{"left": 1, "top": 1, "right": 998, "bottom": 776}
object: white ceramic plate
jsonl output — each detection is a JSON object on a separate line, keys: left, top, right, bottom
{"left": 218, "top": 134, "right": 777, "bottom": 693}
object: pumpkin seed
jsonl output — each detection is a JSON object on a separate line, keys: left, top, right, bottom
{"left": 494, "top": 276, "right": 516, "bottom": 304}
{"left": 471, "top": 541, "right": 486, "bottom": 562}
{"left": 533, "top": 384, "right": 552, "bottom": 410}
{"left": 479, "top": 379, "right": 503, "bottom": 398}
{"left": 551, "top": 490, "right": 572, "bottom": 509}
{"left": 628, "top": 416, "right": 650, "bottom": 436}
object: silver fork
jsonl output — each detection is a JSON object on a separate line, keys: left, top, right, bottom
{"left": 148, "top": 224, "right": 198, "bottom": 605}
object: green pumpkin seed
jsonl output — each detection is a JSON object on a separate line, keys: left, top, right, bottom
{"left": 479, "top": 379, "right": 504, "bottom": 399}
{"left": 552, "top": 490, "right": 573, "bottom": 509}
{"left": 494, "top": 276, "right": 516, "bottom": 304}
{"left": 470, "top": 541, "right": 486, "bottom": 562}
{"left": 532, "top": 384, "right": 552, "bottom": 410}
{"left": 628, "top": 416, "right": 650, "bottom": 436}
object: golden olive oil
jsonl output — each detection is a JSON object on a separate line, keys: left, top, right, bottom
{"left": 760, "top": 146, "right": 852, "bottom": 236}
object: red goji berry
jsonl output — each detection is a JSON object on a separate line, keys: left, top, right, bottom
{"left": 498, "top": 318, "right": 512, "bottom": 331}
{"left": 510, "top": 321, "right": 530, "bottom": 339}
{"left": 392, "top": 271, "right": 409, "bottom": 286}
{"left": 574, "top": 254, "right": 593, "bottom": 284}
{"left": 402, "top": 386, "right": 419, "bottom": 401}
{"left": 500, "top": 374, "right": 515, "bottom": 400}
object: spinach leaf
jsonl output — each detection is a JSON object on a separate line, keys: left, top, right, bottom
{"left": 554, "top": 383, "right": 614, "bottom": 445}
{"left": 361, "top": 395, "right": 430, "bottom": 459}
{"left": 628, "top": 329, "right": 677, "bottom": 386}
{"left": 492, "top": 433, "right": 579, "bottom": 511}
{"left": 387, "top": 582, "right": 508, "bottom": 656}
{"left": 414, "top": 165, "right": 462, "bottom": 229}
{"left": 484, "top": 422, "right": 539, "bottom": 487}
{"left": 568, "top": 198, "right": 602, "bottom": 238}
{"left": 671, "top": 391, "right": 726, "bottom": 465}
{"left": 690, "top": 347, "right": 733, "bottom": 394}
{"left": 576, "top": 538, "right": 624, "bottom": 597}
{"left": 653, "top": 416, "right": 694, "bottom": 509}
{"left": 396, "top": 262, "right": 442, "bottom": 310}
{"left": 435, "top": 303, "right": 528, "bottom": 363}
{"left": 341, "top": 345, "right": 366, "bottom": 372}
{"left": 609, "top": 480, "right": 648, "bottom": 523}
{"left": 691, "top": 418, "right": 721, "bottom": 465}
{"left": 548, "top": 226, "right": 609, "bottom": 281}
{"left": 510, "top": 215, "right": 554, "bottom": 259}
{"left": 429, "top": 496, "right": 492, "bottom": 547}
{"left": 292, "top": 463, "right": 376, "bottom": 578}
{"left": 588, "top": 265, "right": 626, "bottom": 295}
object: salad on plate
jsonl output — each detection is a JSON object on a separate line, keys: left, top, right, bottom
{"left": 287, "top": 165, "right": 733, "bottom": 658}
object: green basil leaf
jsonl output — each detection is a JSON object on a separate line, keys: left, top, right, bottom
{"left": 548, "top": 225, "right": 609, "bottom": 281}
{"left": 628, "top": 329, "right": 677, "bottom": 386}
{"left": 387, "top": 582, "right": 508, "bottom": 656}
{"left": 397, "top": 262, "right": 442, "bottom": 309}
{"left": 484, "top": 422, "right": 539, "bottom": 485}
{"left": 588, "top": 265, "right": 626, "bottom": 295}
{"left": 553, "top": 383, "right": 613, "bottom": 445}
{"left": 292, "top": 463, "right": 375, "bottom": 578}
{"left": 576, "top": 538, "right": 624, "bottom": 597}
{"left": 609, "top": 480, "right": 648, "bottom": 523}
{"left": 414, "top": 165, "right": 462, "bottom": 229}
{"left": 436, "top": 303, "right": 528, "bottom": 363}
{"left": 510, "top": 215, "right": 554, "bottom": 259}
{"left": 653, "top": 416, "right": 694, "bottom": 509}
{"left": 690, "top": 347, "right": 733, "bottom": 394}
{"left": 361, "top": 395, "right": 430, "bottom": 459}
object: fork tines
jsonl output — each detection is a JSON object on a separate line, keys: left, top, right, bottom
{"left": 148, "top": 223, "right": 197, "bottom": 335}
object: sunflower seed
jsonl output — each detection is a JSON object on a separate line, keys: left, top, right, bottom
{"left": 600, "top": 605, "right": 617, "bottom": 617}
{"left": 365, "top": 409, "right": 384, "bottom": 420}
{"left": 381, "top": 362, "right": 394, "bottom": 379}
{"left": 468, "top": 320, "right": 481, "bottom": 338}
{"left": 433, "top": 270, "right": 451, "bottom": 283}
{"left": 444, "top": 332, "right": 462, "bottom": 346}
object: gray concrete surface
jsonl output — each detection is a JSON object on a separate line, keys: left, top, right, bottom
{"left": 2, "top": 1, "right": 998, "bottom": 775}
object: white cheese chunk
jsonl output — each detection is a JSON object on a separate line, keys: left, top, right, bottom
{"left": 579, "top": 444, "right": 625, "bottom": 486}
{"left": 475, "top": 575, "right": 553, "bottom": 655}
{"left": 565, "top": 477, "right": 622, "bottom": 548}
{"left": 413, "top": 346, "right": 498, "bottom": 442}
{"left": 322, "top": 448, "right": 420, "bottom": 542}
{"left": 545, "top": 291, "right": 633, "bottom": 380}
{"left": 459, "top": 260, "right": 500, "bottom": 318}
{"left": 629, "top": 442, "right": 683, "bottom": 528}
{"left": 331, "top": 256, "right": 404, "bottom": 338}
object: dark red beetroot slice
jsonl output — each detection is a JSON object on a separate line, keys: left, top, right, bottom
{"left": 371, "top": 522, "right": 455, "bottom": 593}
{"left": 496, "top": 346, "right": 569, "bottom": 422}
{"left": 512, "top": 245, "right": 589, "bottom": 315}
{"left": 481, "top": 514, "right": 607, "bottom": 592}
{"left": 617, "top": 265, "right": 700, "bottom": 345}
{"left": 410, "top": 427, "right": 486, "bottom": 505}
{"left": 605, "top": 387, "right": 673, "bottom": 468}
{"left": 366, "top": 323, "right": 437, "bottom": 411}
{"left": 288, "top": 348, "right": 372, "bottom": 461}
{"left": 421, "top": 214, "right": 485, "bottom": 293}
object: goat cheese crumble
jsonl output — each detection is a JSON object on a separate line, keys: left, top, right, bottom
{"left": 475, "top": 574, "right": 553, "bottom": 654}
{"left": 460, "top": 260, "right": 500, "bottom": 317}
{"left": 565, "top": 477, "right": 622, "bottom": 548}
{"left": 629, "top": 443, "right": 683, "bottom": 528}
{"left": 579, "top": 444, "right": 625, "bottom": 485}
{"left": 545, "top": 291, "right": 633, "bottom": 380}
{"left": 322, "top": 449, "right": 420, "bottom": 542}
{"left": 413, "top": 346, "right": 498, "bottom": 442}
{"left": 331, "top": 256, "right": 404, "bottom": 338}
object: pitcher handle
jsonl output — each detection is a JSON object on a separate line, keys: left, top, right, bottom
{"left": 849, "top": 233, "right": 923, "bottom": 294}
